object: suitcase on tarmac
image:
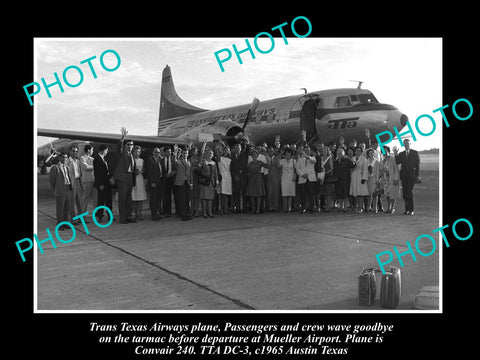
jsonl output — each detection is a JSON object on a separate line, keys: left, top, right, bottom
{"left": 380, "top": 266, "right": 401, "bottom": 308}
{"left": 358, "top": 268, "right": 377, "bottom": 306}
{"left": 414, "top": 286, "right": 439, "bottom": 310}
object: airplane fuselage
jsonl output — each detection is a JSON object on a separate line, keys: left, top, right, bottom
{"left": 158, "top": 88, "right": 406, "bottom": 147}
{"left": 38, "top": 64, "right": 408, "bottom": 154}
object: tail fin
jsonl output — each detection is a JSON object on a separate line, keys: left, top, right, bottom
{"left": 158, "top": 65, "right": 207, "bottom": 134}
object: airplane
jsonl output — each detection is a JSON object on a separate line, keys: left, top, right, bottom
{"left": 37, "top": 65, "right": 408, "bottom": 154}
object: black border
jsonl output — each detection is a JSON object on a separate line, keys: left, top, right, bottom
{"left": 7, "top": 9, "right": 479, "bottom": 358}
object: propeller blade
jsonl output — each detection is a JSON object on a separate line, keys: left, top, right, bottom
{"left": 241, "top": 97, "right": 260, "bottom": 132}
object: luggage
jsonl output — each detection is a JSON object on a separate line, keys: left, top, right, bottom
{"left": 358, "top": 268, "right": 377, "bottom": 306}
{"left": 414, "top": 286, "right": 439, "bottom": 310}
{"left": 380, "top": 266, "right": 401, "bottom": 308}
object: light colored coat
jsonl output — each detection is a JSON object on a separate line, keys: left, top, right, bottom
{"left": 350, "top": 155, "right": 369, "bottom": 196}
{"left": 174, "top": 159, "right": 192, "bottom": 186}
{"left": 295, "top": 156, "right": 317, "bottom": 184}
{"left": 79, "top": 154, "right": 95, "bottom": 183}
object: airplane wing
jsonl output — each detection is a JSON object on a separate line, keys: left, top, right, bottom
{"left": 37, "top": 128, "right": 189, "bottom": 147}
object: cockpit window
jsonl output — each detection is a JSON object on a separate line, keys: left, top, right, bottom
{"left": 334, "top": 96, "right": 351, "bottom": 108}
{"left": 357, "top": 93, "right": 378, "bottom": 104}
{"left": 350, "top": 95, "right": 360, "bottom": 105}
{"left": 328, "top": 92, "right": 379, "bottom": 108}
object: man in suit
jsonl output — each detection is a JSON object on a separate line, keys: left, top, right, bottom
{"left": 174, "top": 148, "right": 193, "bottom": 221}
{"left": 113, "top": 127, "right": 136, "bottom": 224}
{"left": 66, "top": 145, "right": 83, "bottom": 220}
{"left": 230, "top": 140, "right": 250, "bottom": 213}
{"left": 49, "top": 153, "right": 74, "bottom": 230}
{"left": 295, "top": 145, "right": 317, "bottom": 213}
{"left": 146, "top": 147, "right": 164, "bottom": 220}
{"left": 394, "top": 139, "right": 421, "bottom": 215}
{"left": 162, "top": 147, "right": 175, "bottom": 217}
{"left": 93, "top": 144, "right": 113, "bottom": 223}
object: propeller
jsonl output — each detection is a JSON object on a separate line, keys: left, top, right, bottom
{"left": 241, "top": 97, "right": 260, "bottom": 133}
{"left": 196, "top": 98, "right": 259, "bottom": 144}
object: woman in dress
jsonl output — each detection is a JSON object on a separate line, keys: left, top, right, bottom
{"left": 350, "top": 146, "right": 369, "bottom": 213}
{"left": 333, "top": 148, "right": 355, "bottom": 213}
{"left": 318, "top": 146, "right": 335, "bottom": 212}
{"left": 131, "top": 145, "right": 147, "bottom": 220}
{"left": 278, "top": 147, "right": 297, "bottom": 213}
{"left": 366, "top": 148, "right": 382, "bottom": 213}
{"left": 381, "top": 146, "right": 401, "bottom": 213}
{"left": 216, "top": 144, "right": 232, "bottom": 214}
{"left": 246, "top": 150, "right": 268, "bottom": 214}
{"left": 198, "top": 140, "right": 219, "bottom": 218}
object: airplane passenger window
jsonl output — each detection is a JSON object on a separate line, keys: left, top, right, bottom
{"left": 334, "top": 96, "right": 351, "bottom": 107}
{"left": 316, "top": 97, "right": 324, "bottom": 109}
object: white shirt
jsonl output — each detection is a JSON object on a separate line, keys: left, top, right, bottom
{"left": 61, "top": 163, "right": 70, "bottom": 185}
{"left": 154, "top": 156, "right": 162, "bottom": 175}
{"left": 165, "top": 156, "right": 172, "bottom": 173}
{"left": 99, "top": 153, "right": 109, "bottom": 171}
{"left": 127, "top": 152, "right": 134, "bottom": 173}
{"left": 69, "top": 157, "right": 81, "bottom": 179}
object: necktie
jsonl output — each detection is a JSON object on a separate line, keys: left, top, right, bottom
{"left": 157, "top": 158, "right": 162, "bottom": 176}
{"left": 103, "top": 156, "right": 109, "bottom": 172}
{"left": 63, "top": 164, "right": 70, "bottom": 185}
{"left": 130, "top": 153, "right": 134, "bottom": 171}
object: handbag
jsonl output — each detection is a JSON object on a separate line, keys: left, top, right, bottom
{"left": 317, "top": 169, "right": 325, "bottom": 183}
{"left": 316, "top": 155, "right": 330, "bottom": 184}
{"left": 372, "top": 183, "right": 384, "bottom": 197}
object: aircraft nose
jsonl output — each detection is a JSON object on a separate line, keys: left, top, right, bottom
{"left": 386, "top": 110, "right": 408, "bottom": 132}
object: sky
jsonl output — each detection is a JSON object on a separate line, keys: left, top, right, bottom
{"left": 35, "top": 37, "right": 442, "bottom": 151}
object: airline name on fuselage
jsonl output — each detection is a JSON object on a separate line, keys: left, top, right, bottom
{"left": 186, "top": 107, "right": 277, "bottom": 128}
{"left": 186, "top": 110, "right": 360, "bottom": 130}
{"left": 327, "top": 117, "right": 359, "bottom": 129}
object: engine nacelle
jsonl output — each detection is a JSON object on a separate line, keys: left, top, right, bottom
{"left": 180, "top": 119, "right": 243, "bottom": 144}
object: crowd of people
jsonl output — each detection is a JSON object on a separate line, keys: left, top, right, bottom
{"left": 47, "top": 127, "right": 421, "bottom": 228}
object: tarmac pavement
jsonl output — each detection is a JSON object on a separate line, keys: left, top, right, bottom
{"left": 35, "top": 172, "right": 440, "bottom": 311}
